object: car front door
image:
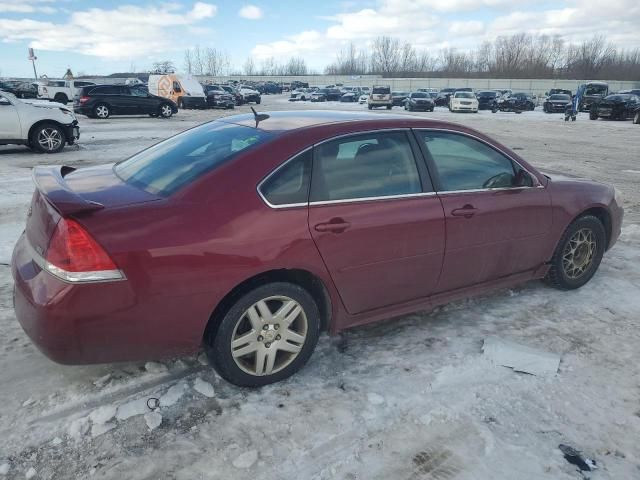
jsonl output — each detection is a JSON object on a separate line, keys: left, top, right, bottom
{"left": 129, "top": 87, "right": 155, "bottom": 114}
{"left": 414, "top": 129, "right": 552, "bottom": 293}
{"left": 308, "top": 130, "right": 446, "bottom": 315}
{"left": 0, "top": 94, "right": 22, "bottom": 139}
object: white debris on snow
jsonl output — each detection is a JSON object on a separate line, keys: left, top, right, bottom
{"left": 367, "top": 392, "right": 385, "bottom": 405}
{"left": 68, "top": 417, "right": 89, "bottom": 441}
{"left": 482, "top": 336, "right": 560, "bottom": 376}
{"left": 21, "top": 398, "right": 35, "bottom": 407}
{"left": 232, "top": 450, "right": 258, "bottom": 469}
{"left": 160, "top": 382, "right": 187, "bottom": 407}
{"left": 92, "top": 374, "right": 112, "bottom": 388}
{"left": 0, "top": 464, "right": 9, "bottom": 475}
{"left": 115, "top": 398, "right": 149, "bottom": 421}
{"left": 144, "top": 362, "right": 168, "bottom": 374}
{"left": 144, "top": 412, "right": 162, "bottom": 431}
{"left": 25, "top": 467, "right": 36, "bottom": 479}
{"left": 51, "top": 437, "right": 62, "bottom": 446}
{"left": 193, "top": 378, "right": 215, "bottom": 398}
{"left": 197, "top": 352, "right": 209, "bottom": 366}
{"left": 89, "top": 405, "right": 116, "bottom": 425}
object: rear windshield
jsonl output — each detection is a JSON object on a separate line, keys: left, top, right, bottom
{"left": 372, "top": 87, "right": 390, "bottom": 94}
{"left": 549, "top": 94, "right": 570, "bottom": 100}
{"left": 115, "top": 121, "right": 273, "bottom": 196}
{"left": 477, "top": 91, "right": 497, "bottom": 97}
{"left": 411, "top": 92, "right": 428, "bottom": 98}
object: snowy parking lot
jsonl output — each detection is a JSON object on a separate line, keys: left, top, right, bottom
{"left": 1, "top": 95, "right": 640, "bottom": 479}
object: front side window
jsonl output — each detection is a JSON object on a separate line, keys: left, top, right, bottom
{"left": 259, "top": 150, "right": 312, "bottom": 206}
{"left": 310, "top": 131, "right": 422, "bottom": 202}
{"left": 115, "top": 121, "right": 273, "bottom": 196}
{"left": 129, "top": 88, "right": 147, "bottom": 97}
{"left": 417, "top": 131, "right": 527, "bottom": 191}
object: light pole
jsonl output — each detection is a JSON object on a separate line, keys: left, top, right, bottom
{"left": 28, "top": 48, "right": 38, "bottom": 80}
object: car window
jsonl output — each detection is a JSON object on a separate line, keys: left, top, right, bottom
{"left": 92, "top": 85, "right": 121, "bottom": 95}
{"left": 259, "top": 150, "right": 312, "bottom": 206}
{"left": 417, "top": 131, "right": 521, "bottom": 191}
{"left": 115, "top": 121, "right": 274, "bottom": 196}
{"left": 130, "top": 88, "right": 147, "bottom": 97}
{"left": 310, "top": 131, "right": 423, "bottom": 202}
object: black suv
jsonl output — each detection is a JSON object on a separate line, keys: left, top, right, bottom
{"left": 74, "top": 84, "right": 178, "bottom": 119}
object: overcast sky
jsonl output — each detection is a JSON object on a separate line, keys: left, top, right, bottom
{"left": 1, "top": 0, "right": 638, "bottom": 78}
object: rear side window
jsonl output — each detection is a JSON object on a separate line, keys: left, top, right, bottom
{"left": 417, "top": 131, "right": 518, "bottom": 191}
{"left": 310, "top": 131, "right": 422, "bottom": 202}
{"left": 115, "top": 122, "right": 273, "bottom": 196}
{"left": 91, "top": 85, "right": 121, "bottom": 95}
{"left": 259, "top": 150, "right": 312, "bottom": 206}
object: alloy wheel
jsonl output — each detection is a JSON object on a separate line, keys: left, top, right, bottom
{"left": 96, "top": 105, "right": 109, "bottom": 118}
{"left": 37, "top": 128, "right": 63, "bottom": 152}
{"left": 230, "top": 296, "right": 308, "bottom": 376}
{"left": 562, "top": 228, "right": 597, "bottom": 279}
{"left": 161, "top": 105, "right": 172, "bottom": 117}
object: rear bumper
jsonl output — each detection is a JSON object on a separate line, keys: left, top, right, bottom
{"left": 10, "top": 233, "right": 200, "bottom": 364}
{"left": 206, "top": 98, "right": 234, "bottom": 108}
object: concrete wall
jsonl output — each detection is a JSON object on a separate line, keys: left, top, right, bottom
{"left": 197, "top": 75, "right": 640, "bottom": 96}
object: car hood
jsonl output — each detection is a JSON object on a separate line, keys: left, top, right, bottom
{"left": 541, "top": 169, "right": 600, "bottom": 185}
{"left": 22, "top": 99, "right": 70, "bottom": 111}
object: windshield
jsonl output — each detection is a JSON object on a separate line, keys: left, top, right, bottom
{"left": 115, "top": 121, "right": 273, "bottom": 196}
{"left": 411, "top": 92, "right": 428, "bottom": 98}
{"left": 454, "top": 92, "right": 474, "bottom": 98}
{"left": 550, "top": 94, "right": 570, "bottom": 101}
{"left": 477, "top": 91, "right": 496, "bottom": 98}
{"left": 585, "top": 84, "right": 607, "bottom": 95}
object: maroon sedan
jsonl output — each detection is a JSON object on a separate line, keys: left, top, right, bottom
{"left": 12, "top": 111, "right": 623, "bottom": 386}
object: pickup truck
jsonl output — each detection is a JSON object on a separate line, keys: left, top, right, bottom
{"left": 0, "top": 91, "right": 79, "bottom": 153}
{"left": 37, "top": 80, "right": 95, "bottom": 104}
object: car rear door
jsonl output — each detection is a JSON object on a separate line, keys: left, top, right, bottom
{"left": 413, "top": 129, "right": 552, "bottom": 293}
{"left": 308, "top": 130, "right": 446, "bottom": 315}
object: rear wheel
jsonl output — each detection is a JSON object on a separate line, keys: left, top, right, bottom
{"left": 256, "top": 98, "right": 261, "bottom": 105}
{"left": 93, "top": 103, "right": 110, "bottom": 119}
{"left": 589, "top": 110, "right": 598, "bottom": 120}
{"left": 368, "top": 104, "right": 373, "bottom": 110}
{"left": 159, "top": 103, "right": 173, "bottom": 118}
{"left": 545, "top": 215, "right": 606, "bottom": 290}
{"left": 30, "top": 123, "right": 66, "bottom": 153}
{"left": 53, "top": 93, "right": 68, "bottom": 104}
{"left": 634, "top": 111, "right": 640, "bottom": 124}
{"left": 386, "top": 105, "right": 392, "bottom": 110}
{"left": 177, "top": 98, "right": 184, "bottom": 109}
{"left": 205, "top": 282, "right": 321, "bottom": 387}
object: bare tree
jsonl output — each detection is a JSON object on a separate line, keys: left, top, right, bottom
{"left": 204, "top": 47, "right": 230, "bottom": 76}
{"left": 183, "top": 49, "right": 193, "bottom": 74}
{"left": 244, "top": 57, "right": 256, "bottom": 76}
{"left": 192, "top": 46, "right": 204, "bottom": 76}
{"left": 151, "top": 60, "right": 175, "bottom": 74}
{"left": 371, "top": 36, "right": 402, "bottom": 75}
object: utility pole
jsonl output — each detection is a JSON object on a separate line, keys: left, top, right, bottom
{"left": 28, "top": 48, "right": 38, "bottom": 80}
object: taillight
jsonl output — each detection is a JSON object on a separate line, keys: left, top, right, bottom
{"left": 44, "top": 218, "right": 123, "bottom": 282}
{"left": 79, "top": 96, "right": 89, "bottom": 104}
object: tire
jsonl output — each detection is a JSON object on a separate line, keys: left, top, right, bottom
{"left": 205, "top": 282, "right": 321, "bottom": 387}
{"left": 491, "top": 106, "right": 498, "bottom": 113}
{"left": 159, "top": 103, "right": 173, "bottom": 118}
{"left": 545, "top": 215, "right": 606, "bottom": 290}
{"left": 515, "top": 110, "right": 522, "bottom": 114}
{"left": 256, "top": 98, "right": 261, "bottom": 105}
{"left": 589, "top": 110, "right": 598, "bottom": 120}
{"left": 53, "top": 93, "right": 68, "bottom": 104}
{"left": 93, "top": 103, "right": 110, "bottom": 119}
{"left": 30, "top": 123, "right": 66, "bottom": 154}
{"left": 634, "top": 111, "right": 640, "bottom": 125}
{"left": 386, "top": 105, "right": 391, "bottom": 110}
{"left": 177, "top": 98, "right": 184, "bottom": 109}
{"left": 368, "top": 104, "right": 373, "bottom": 110}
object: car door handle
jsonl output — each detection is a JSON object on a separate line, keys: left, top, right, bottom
{"left": 314, "top": 220, "right": 351, "bottom": 233}
{"left": 451, "top": 205, "right": 478, "bottom": 218}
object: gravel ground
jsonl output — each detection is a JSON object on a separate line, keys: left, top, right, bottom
{"left": 0, "top": 95, "right": 639, "bottom": 479}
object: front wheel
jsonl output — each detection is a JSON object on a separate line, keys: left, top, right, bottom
{"left": 205, "top": 282, "right": 321, "bottom": 387}
{"left": 589, "top": 110, "right": 598, "bottom": 120}
{"left": 94, "top": 103, "right": 110, "bottom": 119}
{"left": 545, "top": 215, "right": 606, "bottom": 290}
{"left": 30, "top": 123, "right": 66, "bottom": 153}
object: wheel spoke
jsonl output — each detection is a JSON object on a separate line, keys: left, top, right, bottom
{"left": 255, "top": 300, "right": 273, "bottom": 322}
{"left": 263, "top": 350, "right": 276, "bottom": 375}
{"left": 245, "top": 305, "right": 263, "bottom": 330}
{"left": 232, "top": 341, "right": 258, "bottom": 358}
{"left": 283, "top": 329, "right": 305, "bottom": 345}
{"left": 277, "top": 341, "right": 302, "bottom": 354}
{"left": 231, "top": 330, "right": 257, "bottom": 350}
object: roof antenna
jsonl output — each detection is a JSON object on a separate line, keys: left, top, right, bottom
{"left": 250, "top": 106, "right": 270, "bottom": 127}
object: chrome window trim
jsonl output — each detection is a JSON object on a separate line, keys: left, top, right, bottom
{"left": 309, "top": 191, "right": 437, "bottom": 206}
{"left": 25, "top": 239, "right": 126, "bottom": 284}
{"left": 413, "top": 127, "right": 545, "bottom": 193}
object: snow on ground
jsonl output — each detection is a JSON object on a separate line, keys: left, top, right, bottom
{"left": 1, "top": 95, "right": 639, "bottom": 479}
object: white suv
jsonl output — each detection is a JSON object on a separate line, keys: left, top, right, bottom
{"left": 0, "top": 91, "right": 79, "bottom": 153}
{"left": 449, "top": 91, "right": 479, "bottom": 113}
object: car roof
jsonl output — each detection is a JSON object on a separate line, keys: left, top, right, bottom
{"left": 217, "top": 110, "right": 470, "bottom": 133}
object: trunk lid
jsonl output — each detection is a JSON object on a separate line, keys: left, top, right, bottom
{"left": 26, "top": 164, "right": 161, "bottom": 256}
